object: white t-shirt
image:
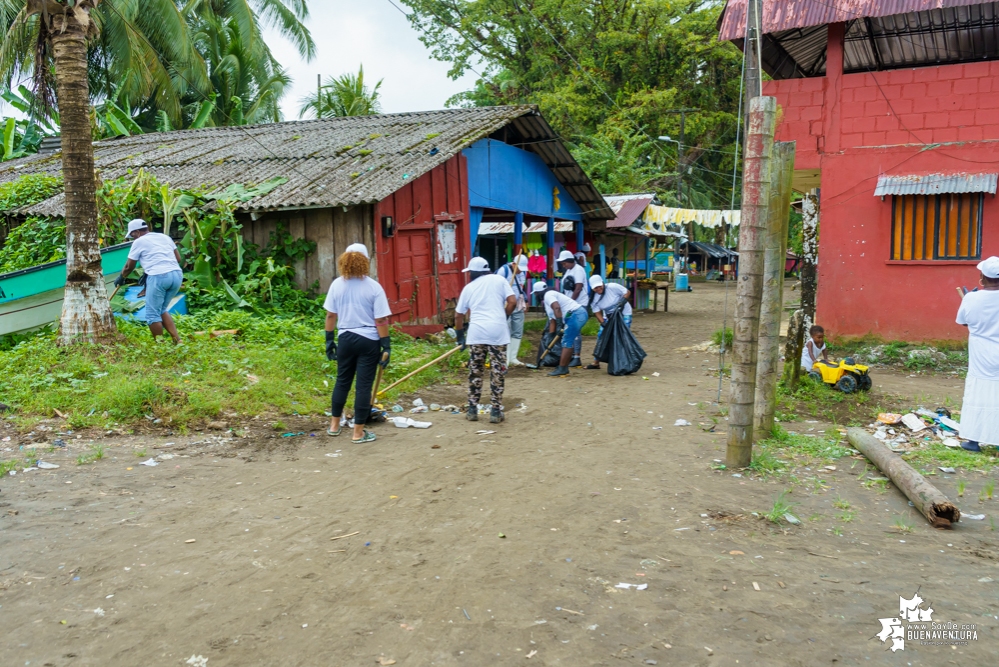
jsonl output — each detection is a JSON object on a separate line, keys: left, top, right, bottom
{"left": 543, "top": 290, "right": 582, "bottom": 320}
{"left": 455, "top": 274, "right": 515, "bottom": 346}
{"left": 801, "top": 339, "right": 826, "bottom": 370}
{"left": 957, "top": 289, "right": 999, "bottom": 380}
{"left": 496, "top": 263, "right": 527, "bottom": 313}
{"left": 127, "top": 232, "right": 181, "bottom": 276}
{"left": 323, "top": 276, "right": 392, "bottom": 341}
{"left": 590, "top": 282, "right": 632, "bottom": 317}
{"left": 562, "top": 264, "right": 589, "bottom": 307}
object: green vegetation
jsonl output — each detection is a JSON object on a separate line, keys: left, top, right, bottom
{"left": 763, "top": 490, "right": 798, "bottom": 525}
{"left": 752, "top": 425, "right": 852, "bottom": 472}
{"left": 0, "top": 311, "right": 459, "bottom": 431}
{"left": 299, "top": 65, "right": 383, "bottom": 119}
{"left": 893, "top": 516, "right": 914, "bottom": 534}
{"left": 833, "top": 496, "right": 851, "bottom": 510}
{"left": 902, "top": 446, "right": 998, "bottom": 474}
{"left": 76, "top": 445, "right": 105, "bottom": 466}
{"left": 828, "top": 338, "right": 968, "bottom": 375}
{"left": 712, "top": 327, "right": 733, "bottom": 349}
{"left": 523, "top": 317, "right": 600, "bottom": 336}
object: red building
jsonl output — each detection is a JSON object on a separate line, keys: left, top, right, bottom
{"left": 720, "top": 1, "right": 999, "bottom": 342}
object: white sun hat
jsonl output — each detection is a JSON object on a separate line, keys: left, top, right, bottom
{"left": 978, "top": 256, "right": 999, "bottom": 278}
{"left": 557, "top": 250, "right": 575, "bottom": 262}
{"left": 344, "top": 242, "right": 369, "bottom": 258}
{"left": 462, "top": 256, "right": 490, "bottom": 272}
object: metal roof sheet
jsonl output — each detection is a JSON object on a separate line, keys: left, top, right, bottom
{"left": 478, "top": 221, "right": 575, "bottom": 235}
{"left": 605, "top": 195, "right": 655, "bottom": 228}
{"left": 718, "top": 0, "right": 986, "bottom": 40}
{"left": 0, "top": 106, "right": 613, "bottom": 223}
{"left": 874, "top": 172, "right": 998, "bottom": 195}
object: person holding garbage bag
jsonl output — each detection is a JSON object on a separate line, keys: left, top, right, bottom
{"left": 496, "top": 254, "right": 529, "bottom": 367}
{"left": 585, "top": 274, "right": 631, "bottom": 370}
{"left": 455, "top": 257, "right": 517, "bottom": 423}
{"left": 557, "top": 249, "right": 589, "bottom": 367}
{"left": 324, "top": 243, "right": 392, "bottom": 444}
{"left": 533, "top": 280, "right": 589, "bottom": 377}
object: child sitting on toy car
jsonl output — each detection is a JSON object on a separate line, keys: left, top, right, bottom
{"left": 801, "top": 324, "right": 829, "bottom": 371}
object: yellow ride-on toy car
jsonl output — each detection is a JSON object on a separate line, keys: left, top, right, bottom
{"left": 809, "top": 357, "right": 872, "bottom": 393}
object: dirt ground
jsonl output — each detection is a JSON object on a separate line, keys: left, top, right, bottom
{"left": 2, "top": 282, "right": 997, "bottom": 666}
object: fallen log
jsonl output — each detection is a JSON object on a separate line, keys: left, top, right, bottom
{"left": 846, "top": 428, "right": 960, "bottom": 528}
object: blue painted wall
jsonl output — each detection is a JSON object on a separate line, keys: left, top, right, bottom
{"left": 463, "top": 139, "right": 583, "bottom": 221}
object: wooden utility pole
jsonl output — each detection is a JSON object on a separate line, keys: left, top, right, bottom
{"left": 726, "top": 95, "right": 777, "bottom": 468}
{"left": 784, "top": 192, "right": 819, "bottom": 390}
{"left": 743, "top": 0, "right": 763, "bottom": 130}
{"left": 754, "top": 141, "right": 796, "bottom": 437}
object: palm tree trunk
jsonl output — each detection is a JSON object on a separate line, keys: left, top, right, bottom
{"left": 51, "top": 13, "right": 118, "bottom": 345}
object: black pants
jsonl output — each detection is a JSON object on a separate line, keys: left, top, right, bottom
{"left": 330, "top": 332, "right": 380, "bottom": 424}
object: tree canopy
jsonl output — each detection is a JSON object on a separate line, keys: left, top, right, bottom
{"left": 299, "top": 65, "right": 383, "bottom": 119}
{"left": 399, "top": 0, "right": 744, "bottom": 207}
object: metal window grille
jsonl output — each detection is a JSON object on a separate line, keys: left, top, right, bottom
{"left": 890, "top": 193, "right": 983, "bottom": 260}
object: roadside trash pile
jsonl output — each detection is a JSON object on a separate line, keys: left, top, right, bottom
{"left": 865, "top": 408, "right": 975, "bottom": 452}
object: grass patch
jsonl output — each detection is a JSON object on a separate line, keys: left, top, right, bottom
{"left": 776, "top": 374, "right": 892, "bottom": 425}
{"left": 76, "top": 444, "right": 105, "bottom": 465}
{"left": 763, "top": 490, "right": 798, "bottom": 525}
{"left": 902, "top": 446, "right": 998, "bottom": 474}
{"left": 712, "top": 327, "right": 733, "bottom": 348}
{"left": 750, "top": 425, "right": 852, "bottom": 474}
{"left": 0, "top": 311, "right": 459, "bottom": 430}
{"left": 523, "top": 316, "right": 600, "bottom": 336}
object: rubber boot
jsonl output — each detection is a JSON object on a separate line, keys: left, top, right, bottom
{"left": 489, "top": 407, "right": 505, "bottom": 423}
{"left": 507, "top": 337, "right": 524, "bottom": 366}
{"left": 466, "top": 403, "right": 479, "bottom": 421}
{"left": 548, "top": 365, "right": 569, "bottom": 377}
{"left": 568, "top": 356, "right": 582, "bottom": 368}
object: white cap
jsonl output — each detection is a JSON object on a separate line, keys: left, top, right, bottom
{"left": 583, "top": 243, "right": 591, "bottom": 252}
{"left": 574, "top": 251, "right": 585, "bottom": 259}
{"left": 462, "top": 256, "right": 490, "bottom": 272}
{"left": 344, "top": 242, "right": 369, "bottom": 258}
{"left": 515, "top": 254, "right": 529, "bottom": 271}
{"left": 588, "top": 274, "right": 604, "bottom": 289}
{"left": 557, "top": 250, "right": 575, "bottom": 262}
{"left": 979, "top": 256, "right": 999, "bottom": 279}
{"left": 532, "top": 281, "right": 548, "bottom": 293}
{"left": 125, "top": 218, "right": 148, "bottom": 238}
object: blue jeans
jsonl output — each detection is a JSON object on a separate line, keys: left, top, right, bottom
{"left": 144, "top": 270, "right": 183, "bottom": 325}
{"left": 595, "top": 312, "right": 632, "bottom": 356}
{"left": 561, "top": 308, "right": 588, "bottom": 355}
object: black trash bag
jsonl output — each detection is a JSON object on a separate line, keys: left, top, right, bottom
{"left": 539, "top": 328, "right": 563, "bottom": 367}
{"left": 592, "top": 310, "right": 647, "bottom": 376}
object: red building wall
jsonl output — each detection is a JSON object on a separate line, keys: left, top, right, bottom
{"left": 764, "top": 27, "right": 999, "bottom": 342}
{"left": 375, "top": 153, "right": 470, "bottom": 333}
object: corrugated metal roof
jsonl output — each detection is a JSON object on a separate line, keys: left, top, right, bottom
{"left": 719, "top": 0, "right": 986, "bottom": 40}
{"left": 0, "top": 106, "right": 613, "bottom": 223}
{"left": 604, "top": 194, "right": 655, "bottom": 228}
{"left": 874, "top": 172, "right": 998, "bottom": 195}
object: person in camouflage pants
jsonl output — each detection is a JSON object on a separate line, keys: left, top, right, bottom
{"left": 467, "top": 344, "right": 507, "bottom": 414}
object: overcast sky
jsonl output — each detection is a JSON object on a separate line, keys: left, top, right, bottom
{"left": 265, "top": 1, "right": 479, "bottom": 119}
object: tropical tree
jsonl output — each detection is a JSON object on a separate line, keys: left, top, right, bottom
{"left": 299, "top": 65, "right": 383, "bottom": 119}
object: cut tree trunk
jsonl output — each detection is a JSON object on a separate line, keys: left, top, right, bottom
{"left": 754, "top": 141, "right": 795, "bottom": 437}
{"left": 782, "top": 309, "right": 805, "bottom": 387}
{"left": 786, "top": 193, "right": 819, "bottom": 391}
{"left": 726, "top": 96, "right": 777, "bottom": 469}
{"left": 846, "top": 428, "right": 960, "bottom": 528}
{"left": 50, "top": 3, "right": 118, "bottom": 345}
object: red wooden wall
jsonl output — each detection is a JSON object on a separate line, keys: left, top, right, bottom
{"left": 375, "top": 153, "right": 470, "bottom": 332}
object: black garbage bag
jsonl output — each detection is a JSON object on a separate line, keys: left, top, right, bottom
{"left": 592, "top": 310, "right": 647, "bottom": 376}
{"left": 539, "top": 328, "right": 563, "bottom": 367}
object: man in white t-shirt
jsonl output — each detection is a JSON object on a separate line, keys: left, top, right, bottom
{"left": 496, "top": 254, "right": 529, "bottom": 366}
{"left": 585, "top": 274, "right": 632, "bottom": 370}
{"left": 115, "top": 219, "right": 184, "bottom": 343}
{"left": 956, "top": 256, "right": 999, "bottom": 451}
{"left": 455, "top": 257, "right": 517, "bottom": 423}
{"left": 533, "top": 280, "right": 589, "bottom": 377}
{"left": 557, "top": 249, "right": 589, "bottom": 367}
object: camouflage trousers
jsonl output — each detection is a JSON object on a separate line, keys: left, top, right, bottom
{"left": 467, "top": 344, "right": 507, "bottom": 409}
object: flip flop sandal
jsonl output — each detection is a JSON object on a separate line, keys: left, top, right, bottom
{"left": 326, "top": 426, "right": 342, "bottom": 437}
{"left": 352, "top": 430, "right": 377, "bottom": 444}
{"left": 584, "top": 363, "right": 601, "bottom": 370}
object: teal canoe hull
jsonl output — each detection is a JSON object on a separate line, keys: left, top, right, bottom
{"left": 0, "top": 243, "right": 133, "bottom": 337}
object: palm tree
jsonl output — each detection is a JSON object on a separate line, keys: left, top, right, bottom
{"left": 24, "top": 0, "right": 117, "bottom": 343}
{"left": 299, "top": 65, "right": 383, "bottom": 119}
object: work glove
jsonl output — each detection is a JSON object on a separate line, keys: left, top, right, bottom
{"left": 113, "top": 274, "right": 126, "bottom": 287}
{"left": 556, "top": 318, "right": 564, "bottom": 332}
{"left": 455, "top": 327, "right": 467, "bottom": 351}
{"left": 379, "top": 336, "right": 392, "bottom": 368}
{"left": 325, "top": 331, "right": 337, "bottom": 360}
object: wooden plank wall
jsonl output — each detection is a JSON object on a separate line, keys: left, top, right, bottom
{"left": 239, "top": 205, "right": 375, "bottom": 293}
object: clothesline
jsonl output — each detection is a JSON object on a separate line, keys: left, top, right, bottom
{"left": 642, "top": 205, "right": 741, "bottom": 231}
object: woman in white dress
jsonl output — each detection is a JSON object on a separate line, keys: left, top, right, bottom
{"left": 956, "top": 256, "right": 999, "bottom": 451}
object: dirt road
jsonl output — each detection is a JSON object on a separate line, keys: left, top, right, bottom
{"left": 2, "top": 282, "right": 996, "bottom": 666}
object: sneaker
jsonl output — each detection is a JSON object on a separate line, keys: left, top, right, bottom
{"left": 489, "top": 407, "right": 505, "bottom": 423}
{"left": 466, "top": 404, "right": 479, "bottom": 421}
{"left": 568, "top": 357, "right": 582, "bottom": 368}
{"left": 547, "top": 365, "right": 569, "bottom": 377}
{"left": 960, "top": 440, "right": 982, "bottom": 452}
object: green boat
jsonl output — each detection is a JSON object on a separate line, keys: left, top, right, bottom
{"left": 0, "top": 242, "right": 132, "bottom": 337}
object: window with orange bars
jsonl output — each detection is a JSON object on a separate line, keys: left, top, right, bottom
{"left": 891, "top": 194, "right": 983, "bottom": 260}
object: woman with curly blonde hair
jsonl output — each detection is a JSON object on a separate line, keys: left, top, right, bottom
{"left": 323, "top": 243, "right": 392, "bottom": 444}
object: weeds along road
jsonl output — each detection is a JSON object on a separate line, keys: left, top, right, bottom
{"left": 1, "top": 282, "right": 996, "bottom": 666}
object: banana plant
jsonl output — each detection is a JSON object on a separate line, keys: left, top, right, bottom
{"left": 160, "top": 184, "right": 195, "bottom": 237}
